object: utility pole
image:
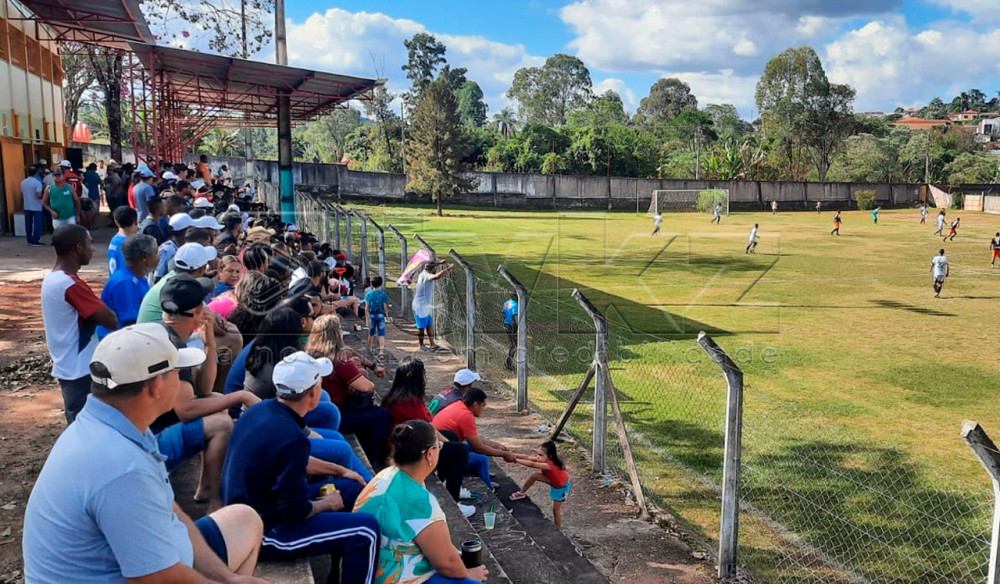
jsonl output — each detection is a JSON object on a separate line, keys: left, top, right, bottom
{"left": 241, "top": 0, "right": 254, "bottom": 196}
{"left": 924, "top": 128, "right": 931, "bottom": 185}
{"left": 275, "top": 0, "right": 294, "bottom": 221}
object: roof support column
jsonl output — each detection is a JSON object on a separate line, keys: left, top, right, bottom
{"left": 275, "top": 0, "right": 294, "bottom": 221}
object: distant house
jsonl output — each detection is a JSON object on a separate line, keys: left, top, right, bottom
{"left": 976, "top": 117, "right": 1000, "bottom": 142}
{"left": 948, "top": 110, "right": 979, "bottom": 122}
{"left": 889, "top": 117, "right": 953, "bottom": 131}
{"left": 858, "top": 111, "right": 887, "bottom": 119}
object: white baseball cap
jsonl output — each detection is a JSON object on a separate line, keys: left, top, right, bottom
{"left": 168, "top": 213, "right": 195, "bottom": 231}
{"left": 227, "top": 204, "right": 241, "bottom": 212}
{"left": 454, "top": 368, "right": 481, "bottom": 386}
{"left": 90, "top": 323, "right": 205, "bottom": 390}
{"left": 272, "top": 351, "right": 333, "bottom": 397}
{"left": 190, "top": 179, "right": 206, "bottom": 190}
{"left": 60, "top": 159, "right": 71, "bottom": 168}
{"left": 162, "top": 171, "right": 179, "bottom": 181}
{"left": 193, "top": 215, "right": 223, "bottom": 230}
{"left": 193, "top": 198, "right": 214, "bottom": 209}
{"left": 174, "top": 242, "right": 218, "bottom": 271}
{"left": 286, "top": 223, "right": 299, "bottom": 232}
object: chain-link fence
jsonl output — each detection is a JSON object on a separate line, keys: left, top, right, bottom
{"left": 275, "top": 196, "right": 996, "bottom": 584}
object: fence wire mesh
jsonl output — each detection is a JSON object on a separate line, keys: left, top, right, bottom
{"left": 276, "top": 197, "right": 996, "bottom": 584}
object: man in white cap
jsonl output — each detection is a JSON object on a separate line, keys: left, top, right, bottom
{"left": 153, "top": 213, "right": 196, "bottom": 283}
{"left": 222, "top": 351, "right": 379, "bottom": 583}
{"left": 193, "top": 214, "right": 224, "bottom": 232}
{"left": 152, "top": 275, "right": 259, "bottom": 511}
{"left": 428, "top": 368, "right": 482, "bottom": 415}
{"left": 22, "top": 324, "right": 267, "bottom": 584}
{"left": 133, "top": 165, "right": 157, "bottom": 222}
{"left": 194, "top": 197, "right": 215, "bottom": 211}
{"left": 139, "top": 242, "right": 217, "bottom": 324}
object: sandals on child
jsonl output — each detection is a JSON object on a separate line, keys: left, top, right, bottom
{"left": 509, "top": 492, "right": 528, "bottom": 501}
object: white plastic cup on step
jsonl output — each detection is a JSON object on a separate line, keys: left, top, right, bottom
{"left": 483, "top": 511, "right": 496, "bottom": 530}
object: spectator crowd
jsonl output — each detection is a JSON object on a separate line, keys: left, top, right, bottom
{"left": 20, "top": 155, "right": 573, "bottom": 584}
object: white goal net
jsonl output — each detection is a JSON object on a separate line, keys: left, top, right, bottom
{"left": 647, "top": 189, "right": 730, "bottom": 216}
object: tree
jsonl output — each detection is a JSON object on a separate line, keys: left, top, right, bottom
{"left": 704, "top": 104, "right": 751, "bottom": 143}
{"left": 60, "top": 43, "right": 97, "bottom": 131}
{"left": 920, "top": 97, "right": 948, "bottom": 120}
{"left": 86, "top": 48, "right": 124, "bottom": 162}
{"left": 199, "top": 128, "right": 244, "bottom": 157}
{"left": 492, "top": 107, "right": 518, "bottom": 138}
{"left": 139, "top": 0, "right": 273, "bottom": 56}
{"left": 456, "top": 81, "right": 488, "bottom": 128}
{"left": 568, "top": 90, "right": 629, "bottom": 127}
{"left": 634, "top": 78, "right": 698, "bottom": 128}
{"left": 406, "top": 77, "right": 475, "bottom": 216}
{"left": 507, "top": 54, "right": 592, "bottom": 126}
{"left": 402, "top": 33, "right": 447, "bottom": 108}
{"left": 755, "top": 46, "right": 856, "bottom": 181}
{"left": 945, "top": 151, "right": 998, "bottom": 184}
{"left": 302, "top": 108, "right": 363, "bottom": 162}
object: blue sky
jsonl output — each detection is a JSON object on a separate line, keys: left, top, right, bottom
{"left": 251, "top": 1, "right": 1000, "bottom": 118}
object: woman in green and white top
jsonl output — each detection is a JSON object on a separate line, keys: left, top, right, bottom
{"left": 42, "top": 169, "right": 80, "bottom": 228}
{"left": 354, "top": 420, "right": 488, "bottom": 584}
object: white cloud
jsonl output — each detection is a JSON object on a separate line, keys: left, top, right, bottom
{"left": 594, "top": 77, "right": 638, "bottom": 112}
{"left": 824, "top": 17, "right": 1000, "bottom": 111}
{"left": 280, "top": 8, "right": 541, "bottom": 114}
{"left": 926, "top": 0, "right": 1000, "bottom": 21}
{"left": 668, "top": 70, "right": 761, "bottom": 114}
{"left": 558, "top": 0, "right": 898, "bottom": 75}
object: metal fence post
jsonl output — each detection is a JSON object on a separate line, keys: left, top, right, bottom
{"left": 344, "top": 209, "right": 353, "bottom": 260}
{"left": 962, "top": 420, "right": 1000, "bottom": 584}
{"left": 448, "top": 249, "right": 476, "bottom": 370}
{"left": 369, "top": 217, "right": 387, "bottom": 283}
{"left": 353, "top": 210, "right": 368, "bottom": 284}
{"left": 321, "top": 204, "right": 331, "bottom": 246}
{"left": 413, "top": 233, "right": 436, "bottom": 262}
{"left": 333, "top": 206, "right": 342, "bottom": 250}
{"left": 698, "top": 331, "right": 744, "bottom": 580}
{"left": 571, "top": 288, "right": 608, "bottom": 474}
{"left": 389, "top": 225, "right": 409, "bottom": 318}
{"left": 498, "top": 266, "right": 528, "bottom": 411}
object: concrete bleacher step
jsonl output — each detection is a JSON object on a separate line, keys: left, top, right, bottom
{"left": 488, "top": 466, "right": 609, "bottom": 584}
{"left": 170, "top": 456, "right": 315, "bottom": 583}
{"left": 458, "top": 476, "right": 591, "bottom": 584}
{"left": 425, "top": 475, "right": 511, "bottom": 584}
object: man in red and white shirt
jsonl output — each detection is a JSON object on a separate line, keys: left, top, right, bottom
{"left": 433, "top": 388, "right": 515, "bottom": 490}
{"left": 41, "top": 225, "right": 118, "bottom": 422}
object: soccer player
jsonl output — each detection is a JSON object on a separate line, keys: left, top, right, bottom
{"left": 711, "top": 204, "right": 722, "bottom": 224}
{"left": 934, "top": 210, "right": 946, "bottom": 236}
{"left": 771, "top": 200, "right": 778, "bottom": 215}
{"left": 931, "top": 249, "right": 949, "bottom": 298}
{"left": 920, "top": 204, "right": 928, "bottom": 224}
{"left": 944, "top": 217, "right": 960, "bottom": 242}
{"left": 745, "top": 224, "right": 759, "bottom": 254}
{"left": 652, "top": 212, "right": 663, "bottom": 236}
{"left": 990, "top": 233, "right": 1000, "bottom": 268}
{"left": 816, "top": 200, "right": 822, "bottom": 213}
{"left": 831, "top": 211, "right": 842, "bottom": 236}
{"left": 872, "top": 206, "right": 880, "bottom": 225}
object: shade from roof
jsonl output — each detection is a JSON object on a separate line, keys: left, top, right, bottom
{"left": 128, "top": 42, "right": 378, "bottom": 121}
{"left": 16, "top": 0, "right": 151, "bottom": 49}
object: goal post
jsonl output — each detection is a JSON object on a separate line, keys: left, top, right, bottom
{"left": 647, "top": 189, "right": 730, "bottom": 216}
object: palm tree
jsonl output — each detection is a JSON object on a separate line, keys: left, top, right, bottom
{"left": 492, "top": 107, "right": 518, "bottom": 138}
{"left": 200, "top": 129, "right": 243, "bottom": 157}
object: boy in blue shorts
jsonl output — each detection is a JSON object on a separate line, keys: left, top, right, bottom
{"left": 364, "top": 276, "right": 391, "bottom": 357}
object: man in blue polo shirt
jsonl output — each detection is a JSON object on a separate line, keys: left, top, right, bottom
{"left": 222, "top": 351, "right": 379, "bottom": 584}
{"left": 22, "top": 324, "right": 267, "bottom": 584}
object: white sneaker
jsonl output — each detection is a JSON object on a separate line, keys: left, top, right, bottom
{"left": 459, "top": 487, "right": 473, "bottom": 499}
{"left": 458, "top": 503, "right": 475, "bottom": 518}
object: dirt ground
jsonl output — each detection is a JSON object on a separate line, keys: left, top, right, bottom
{"left": 380, "top": 324, "right": 717, "bottom": 584}
{"left": 0, "top": 225, "right": 715, "bottom": 584}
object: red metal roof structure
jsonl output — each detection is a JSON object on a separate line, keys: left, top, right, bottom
{"left": 12, "top": 0, "right": 151, "bottom": 49}
{"left": 125, "top": 42, "right": 379, "bottom": 163}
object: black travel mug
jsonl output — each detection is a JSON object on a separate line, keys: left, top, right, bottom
{"left": 461, "top": 539, "right": 483, "bottom": 568}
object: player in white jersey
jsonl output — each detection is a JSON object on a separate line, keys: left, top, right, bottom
{"left": 931, "top": 249, "right": 949, "bottom": 298}
{"left": 745, "top": 224, "right": 759, "bottom": 254}
{"left": 652, "top": 213, "right": 663, "bottom": 236}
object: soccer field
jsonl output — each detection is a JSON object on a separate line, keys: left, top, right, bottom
{"left": 349, "top": 203, "right": 1000, "bottom": 582}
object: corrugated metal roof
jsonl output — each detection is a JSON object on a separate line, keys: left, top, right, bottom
{"left": 17, "top": 0, "right": 151, "bottom": 48}
{"left": 128, "top": 42, "right": 378, "bottom": 120}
